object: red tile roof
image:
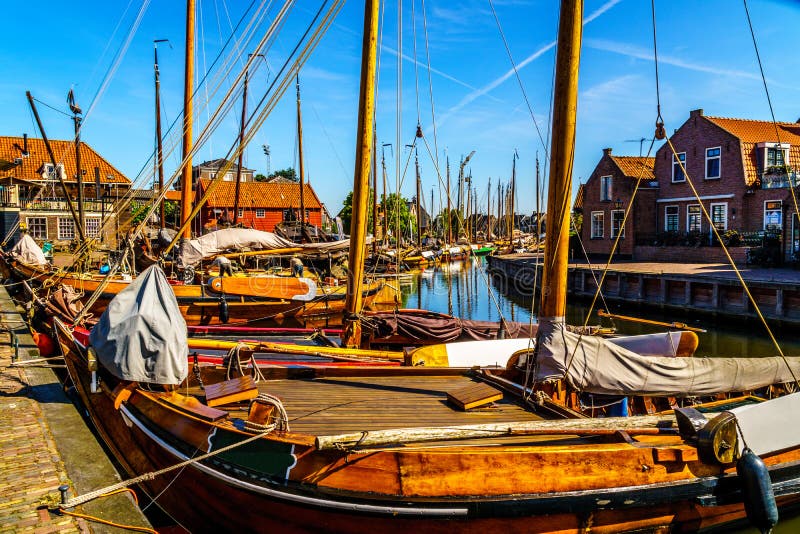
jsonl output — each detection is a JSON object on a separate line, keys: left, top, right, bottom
{"left": 0, "top": 136, "right": 130, "bottom": 184}
{"left": 573, "top": 183, "right": 584, "bottom": 211}
{"left": 704, "top": 116, "right": 800, "bottom": 185}
{"left": 610, "top": 155, "right": 655, "bottom": 180}
{"left": 197, "top": 179, "right": 323, "bottom": 209}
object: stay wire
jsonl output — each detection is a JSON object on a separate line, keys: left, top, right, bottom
{"left": 742, "top": 0, "right": 800, "bottom": 255}
{"left": 487, "top": 0, "right": 549, "bottom": 156}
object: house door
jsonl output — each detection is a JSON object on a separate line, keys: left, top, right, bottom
{"left": 791, "top": 214, "right": 800, "bottom": 263}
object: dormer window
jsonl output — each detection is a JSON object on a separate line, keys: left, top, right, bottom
{"left": 600, "top": 175, "right": 611, "bottom": 201}
{"left": 41, "top": 163, "right": 65, "bottom": 181}
{"left": 758, "top": 142, "right": 790, "bottom": 173}
{"left": 767, "top": 146, "right": 787, "bottom": 168}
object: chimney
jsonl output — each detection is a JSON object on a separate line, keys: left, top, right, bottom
{"left": 603, "top": 147, "right": 612, "bottom": 156}
{"left": 689, "top": 109, "right": 704, "bottom": 119}
{"left": 22, "top": 133, "right": 29, "bottom": 156}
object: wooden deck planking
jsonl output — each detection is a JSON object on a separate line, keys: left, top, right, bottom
{"left": 255, "top": 375, "right": 542, "bottom": 434}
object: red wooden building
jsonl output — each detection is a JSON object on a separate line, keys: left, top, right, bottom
{"left": 195, "top": 179, "right": 323, "bottom": 232}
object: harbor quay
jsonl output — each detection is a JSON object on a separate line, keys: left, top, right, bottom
{"left": 488, "top": 253, "right": 800, "bottom": 327}
{"left": 0, "top": 285, "right": 151, "bottom": 533}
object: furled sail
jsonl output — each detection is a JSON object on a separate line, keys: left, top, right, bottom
{"left": 535, "top": 318, "right": 800, "bottom": 396}
{"left": 176, "top": 228, "right": 353, "bottom": 269}
{"left": 89, "top": 265, "right": 188, "bottom": 385}
{"left": 11, "top": 234, "right": 47, "bottom": 266}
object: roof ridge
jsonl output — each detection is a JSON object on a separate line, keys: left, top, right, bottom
{"left": 705, "top": 115, "right": 799, "bottom": 127}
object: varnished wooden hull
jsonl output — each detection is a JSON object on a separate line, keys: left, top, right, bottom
{"left": 9, "top": 258, "right": 382, "bottom": 327}
{"left": 54, "top": 320, "right": 800, "bottom": 533}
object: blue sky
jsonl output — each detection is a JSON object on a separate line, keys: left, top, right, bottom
{"left": 1, "top": 0, "right": 798, "bottom": 218}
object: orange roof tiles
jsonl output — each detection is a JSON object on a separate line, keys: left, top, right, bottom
{"left": 573, "top": 183, "right": 585, "bottom": 210}
{"left": 610, "top": 156, "right": 655, "bottom": 179}
{"left": 704, "top": 116, "right": 800, "bottom": 185}
{"left": 198, "top": 179, "right": 322, "bottom": 209}
{"left": 0, "top": 136, "right": 130, "bottom": 184}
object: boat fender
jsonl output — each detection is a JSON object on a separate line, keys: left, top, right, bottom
{"left": 218, "top": 296, "right": 229, "bottom": 324}
{"left": 737, "top": 447, "right": 778, "bottom": 533}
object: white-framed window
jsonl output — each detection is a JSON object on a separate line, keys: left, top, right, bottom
{"left": 255, "top": 208, "right": 266, "bottom": 218}
{"left": 57, "top": 218, "right": 75, "bottom": 240}
{"left": 672, "top": 153, "right": 686, "bottom": 183}
{"left": 590, "top": 211, "right": 604, "bottom": 239}
{"left": 766, "top": 145, "right": 788, "bottom": 168}
{"left": 611, "top": 210, "right": 625, "bottom": 238}
{"left": 237, "top": 208, "right": 244, "bottom": 218}
{"left": 665, "top": 205, "right": 679, "bottom": 232}
{"left": 687, "top": 205, "right": 702, "bottom": 233}
{"left": 710, "top": 203, "right": 727, "bottom": 231}
{"left": 600, "top": 175, "right": 612, "bottom": 201}
{"left": 26, "top": 217, "right": 47, "bottom": 239}
{"left": 85, "top": 217, "right": 101, "bottom": 238}
{"left": 223, "top": 173, "right": 234, "bottom": 182}
{"left": 41, "top": 163, "right": 65, "bottom": 181}
{"left": 705, "top": 147, "right": 721, "bottom": 179}
{"left": 764, "top": 200, "right": 782, "bottom": 230}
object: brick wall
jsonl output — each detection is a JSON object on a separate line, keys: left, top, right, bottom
{"left": 634, "top": 245, "right": 748, "bottom": 264}
{"left": 654, "top": 109, "right": 745, "bottom": 233}
{"left": 580, "top": 150, "right": 657, "bottom": 258}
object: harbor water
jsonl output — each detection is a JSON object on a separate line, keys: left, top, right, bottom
{"left": 399, "top": 256, "right": 800, "bottom": 359}
{"left": 396, "top": 256, "right": 800, "bottom": 533}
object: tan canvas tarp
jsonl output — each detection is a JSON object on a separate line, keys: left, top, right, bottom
{"left": 176, "top": 228, "right": 353, "bottom": 268}
{"left": 535, "top": 318, "right": 800, "bottom": 396}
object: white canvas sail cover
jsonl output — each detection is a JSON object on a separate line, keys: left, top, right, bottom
{"left": 89, "top": 265, "right": 188, "bottom": 385}
{"left": 176, "top": 228, "right": 353, "bottom": 269}
{"left": 535, "top": 318, "right": 800, "bottom": 396}
{"left": 11, "top": 234, "right": 47, "bottom": 266}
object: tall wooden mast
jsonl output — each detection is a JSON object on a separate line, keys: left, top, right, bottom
{"left": 179, "top": 0, "right": 196, "bottom": 240}
{"left": 539, "top": 0, "right": 582, "bottom": 320}
{"left": 69, "top": 90, "right": 85, "bottom": 240}
{"left": 414, "top": 146, "right": 422, "bottom": 247}
{"left": 233, "top": 61, "right": 249, "bottom": 226}
{"left": 154, "top": 40, "right": 168, "bottom": 228}
{"left": 296, "top": 75, "right": 306, "bottom": 232}
{"left": 341, "top": 0, "right": 379, "bottom": 348}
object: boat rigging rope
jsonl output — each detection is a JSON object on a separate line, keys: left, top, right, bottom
{"left": 648, "top": 0, "right": 799, "bottom": 389}
{"left": 59, "top": 421, "right": 281, "bottom": 510}
{"left": 487, "top": 0, "right": 549, "bottom": 156}
{"left": 742, "top": 0, "right": 800, "bottom": 257}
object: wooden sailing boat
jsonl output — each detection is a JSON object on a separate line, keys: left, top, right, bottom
{"left": 50, "top": 1, "right": 800, "bottom": 532}
{"left": 4, "top": 1, "right": 385, "bottom": 328}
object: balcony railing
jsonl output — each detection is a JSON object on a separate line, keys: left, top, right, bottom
{"left": 760, "top": 169, "right": 799, "bottom": 189}
{"left": 23, "top": 198, "right": 112, "bottom": 213}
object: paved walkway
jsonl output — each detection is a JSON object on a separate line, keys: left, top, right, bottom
{"left": 0, "top": 333, "right": 85, "bottom": 534}
{"left": 495, "top": 253, "right": 800, "bottom": 284}
{"left": 0, "top": 285, "right": 151, "bottom": 533}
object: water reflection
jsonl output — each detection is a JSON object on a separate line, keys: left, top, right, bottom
{"left": 399, "top": 257, "right": 800, "bottom": 358}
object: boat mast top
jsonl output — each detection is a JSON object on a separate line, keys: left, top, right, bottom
{"left": 179, "top": 0, "right": 196, "bottom": 241}
{"left": 342, "top": 0, "right": 380, "bottom": 348}
{"left": 539, "top": 0, "right": 582, "bottom": 320}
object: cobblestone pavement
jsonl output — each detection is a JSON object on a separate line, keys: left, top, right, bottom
{"left": 0, "top": 337, "right": 86, "bottom": 533}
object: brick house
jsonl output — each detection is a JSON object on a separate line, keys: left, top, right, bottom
{"left": 192, "top": 158, "right": 255, "bottom": 187}
{"left": 0, "top": 135, "right": 130, "bottom": 247}
{"left": 579, "top": 148, "right": 658, "bottom": 259}
{"left": 195, "top": 179, "right": 323, "bottom": 233}
{"left": 653, "top": 109, "right": 800, "bottom": 261}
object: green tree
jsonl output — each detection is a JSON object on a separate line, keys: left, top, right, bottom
{"left": 382, "top": 193, "right": 413, "bottom": 240}
{"left": 253, "top": 173, "right": 268, "bottom": 182}
{"left": 130, "top": 200, "right": 179, "bottom": 226}
{"left": 268, "top": 167, "right": 298, "bottom": 182}
{"left": 434, "top": 208, "right": 462, "bottom": 240}
{"left": 340, "top": 190, "right": 376, "bottom": 236}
